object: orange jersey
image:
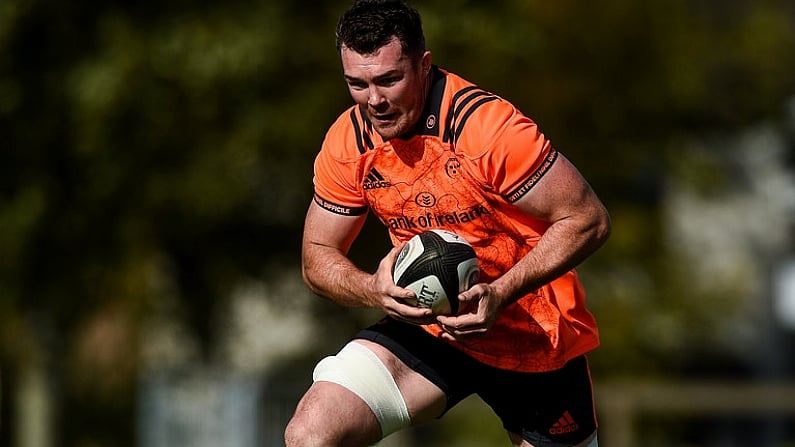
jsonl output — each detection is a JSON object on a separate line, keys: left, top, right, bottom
{"left": 313, "top": 67, "right": 599, "bottom": 372}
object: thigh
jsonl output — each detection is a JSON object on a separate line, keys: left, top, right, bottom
{"left": 287, "top": 338, "right": 449, "bottom": 446}
{"left": 479, "top": 356, "right": 597, "bottom": 447}
{"left": 355, "top": 339, "right": 448, "bottom": 424}
{"left": 287, "top": 380, "right": 383, "bottom": 446}
{"left": 356, "top": 318, "right": 480, "bottom": 411}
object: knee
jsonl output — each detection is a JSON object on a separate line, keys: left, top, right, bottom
{"left": 283, "top": 417, "right": 301, "bottom": 447}
{"left": 284, "top": 420, "right": 298, "bottom": 447}
{"left": 284, "top": 412, "right": 317, "bottom": 447}
{"left": 283, "top": 392, "right": 382, "bottom": 447}
{"left": 284, "top": 405, "right": 353, "bottom": 447}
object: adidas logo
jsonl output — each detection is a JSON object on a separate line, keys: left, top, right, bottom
{"left": 362, "top": 168, "right": 391, "bottom": 190}
{"left": 549, "top": 411, "right": 579, "bottom": 435}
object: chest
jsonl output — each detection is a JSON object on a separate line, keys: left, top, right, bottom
{"left": 360, "top": 138, "right": 494, "bottom": 239}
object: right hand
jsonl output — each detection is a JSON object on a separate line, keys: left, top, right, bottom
{"left": 370, "top": 244, "right": 436, "bottom": 325}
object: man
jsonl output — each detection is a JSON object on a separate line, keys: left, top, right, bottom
{"left": 284, "top": 1, "right": 611, "bottom": 446}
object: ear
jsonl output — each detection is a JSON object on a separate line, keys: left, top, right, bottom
{"left": 421, "top": 51, "right": 432, "bottom": 75}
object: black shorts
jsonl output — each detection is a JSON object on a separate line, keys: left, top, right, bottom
{"left": 356, "top": 317, "right": 597, "bottom": 447}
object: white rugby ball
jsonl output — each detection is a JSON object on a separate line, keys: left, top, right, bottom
{"left": 392, "top": 229, "right": 480, "bottom": 315}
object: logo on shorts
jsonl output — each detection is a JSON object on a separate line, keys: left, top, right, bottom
{"left": 549, "top": 411, "right": 579, "bottom": 435}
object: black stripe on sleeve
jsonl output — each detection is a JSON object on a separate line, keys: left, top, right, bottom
{"left": 313, "top": 193, "right": 369, "bottom": 216}
{"left": 444, "top": 87, "right": 496, "bottom": 144}
{"left": 359, "top": 108, "right": 375, "bottom": 150}
{"left": 443, "top": 86, "right": 479, "bottom": 143}
{"left": 453, "top": 96, "right": 499, "bottom": 145}
{"left": 348, "top": 108, "right": 375, "bottom": 154}
{"left": 349, "top": 109, "right": 367, "bottom": 154}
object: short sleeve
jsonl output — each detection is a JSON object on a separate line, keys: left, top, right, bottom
{"left": 455, "top": 98, "right": 556, "bottom": 203}
{"left": 312, "top": 114, "right": 369, "bottom": 216}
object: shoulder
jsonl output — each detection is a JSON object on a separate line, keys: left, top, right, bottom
{"left": 439, "top": 70, "right": 555, "bottom": 196}
{"left": 439, "top": 69, "right": 529, "bottom": 158}
{"left": 313, "top": 106, "right": 373, "bottom": 214}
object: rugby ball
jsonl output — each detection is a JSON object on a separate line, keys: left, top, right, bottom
{"left": 392, "top": 229, "right": 480, "bottom": 315}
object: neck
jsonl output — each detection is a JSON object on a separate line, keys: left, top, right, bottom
{"left": 420, "top": 66, "right": 432, "bottom": 109}
{"left": 400, "top": 67, "right": 434, "bottom": 140}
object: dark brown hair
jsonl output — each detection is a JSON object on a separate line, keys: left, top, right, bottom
{"left": 335, "top": 0, "right": 426, "bottom": 62}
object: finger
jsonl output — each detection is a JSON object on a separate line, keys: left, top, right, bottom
{"left": 453, "top": 284, "right": 487, "bottom": 313}
{"left": 436, "top": 312, "right": 475, "bottom": 327}
{"left": 389, "top": 298, "right": 433, "bottom": 318}
{"left": 458, "top": 285, "right": 477, "bottom": 299}
{"left": 388, "top": 283, "right": 415, "bottom": 299}
{"left": 403, "top": 304, "right": 434, "bottom": 319}
{"left": 385, "top": 242, "right": 406, "bottom": 266}
{"left": 435, "top": 314, "right": 456, "bottom": 327}
{"left": 439, "top": 331, "right": 456, "bottom": 342}
{"left": 438, "top": 323, "right": 486, "bottom": 341}
{"left": 438, "top": 313, "right": 490, "bottom": 336}
{"left": 389, "top": 306, "right": 435, "bottom": 326}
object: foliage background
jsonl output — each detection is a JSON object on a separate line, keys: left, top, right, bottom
{"left": 1, "top": 0, "right": 794, "bottom": 445}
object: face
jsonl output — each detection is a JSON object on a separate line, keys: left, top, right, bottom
{"left": 341, "top": 37, "right": 431, "bottom": 140}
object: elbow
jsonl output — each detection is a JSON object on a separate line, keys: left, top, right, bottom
{"left": 594, "top": 207, "right": 612, "bottom": 246}
{"left": 301, "top": 261, "right": 323, "bottom": 295}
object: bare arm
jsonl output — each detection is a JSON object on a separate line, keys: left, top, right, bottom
{"left": 437, "top": 153, "right": 611, "bottom": 338}
{"left": 302, "top": 201, "right": 433, "bottom": 322}
{"left": 489, "top": 153, "right": 611, "bottom": 303}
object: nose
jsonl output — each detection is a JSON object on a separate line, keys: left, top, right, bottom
{"left": 367, "top": 87, "right": 386, "bottom": 108}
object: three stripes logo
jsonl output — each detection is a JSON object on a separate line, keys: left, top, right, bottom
{"left": 362, "top": 168, "right": 391, "bottom": 190}
{"left": 549, "top": 410, "right": 579, "bottom": 435}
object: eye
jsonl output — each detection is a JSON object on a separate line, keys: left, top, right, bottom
{"left": 347, "top": 80, "right": 367, "bottom": 90}
{"left": 379, "top": 76, "right": 401, "bottom": 87}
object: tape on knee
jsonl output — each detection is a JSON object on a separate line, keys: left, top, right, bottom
{"left": 312, "top": 341, "right": 411, "bottom": 437}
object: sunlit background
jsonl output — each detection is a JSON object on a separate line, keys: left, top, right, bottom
{"left": 1, "top": 0, "right": 795, "bottom": 446}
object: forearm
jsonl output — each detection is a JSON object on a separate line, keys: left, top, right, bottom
{"left": 302, "top": 241, "right": 378, "bottom": 308}
{"left": 491, "top": 210, "right": 611, "bottom": 307}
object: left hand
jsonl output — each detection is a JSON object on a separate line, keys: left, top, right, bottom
{"left": 435, "top": 283, "right": 505, "bottom": 341}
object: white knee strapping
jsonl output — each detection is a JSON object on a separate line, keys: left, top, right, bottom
{"left": 312, "top": 341, "right": 411, "bottom": 437}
